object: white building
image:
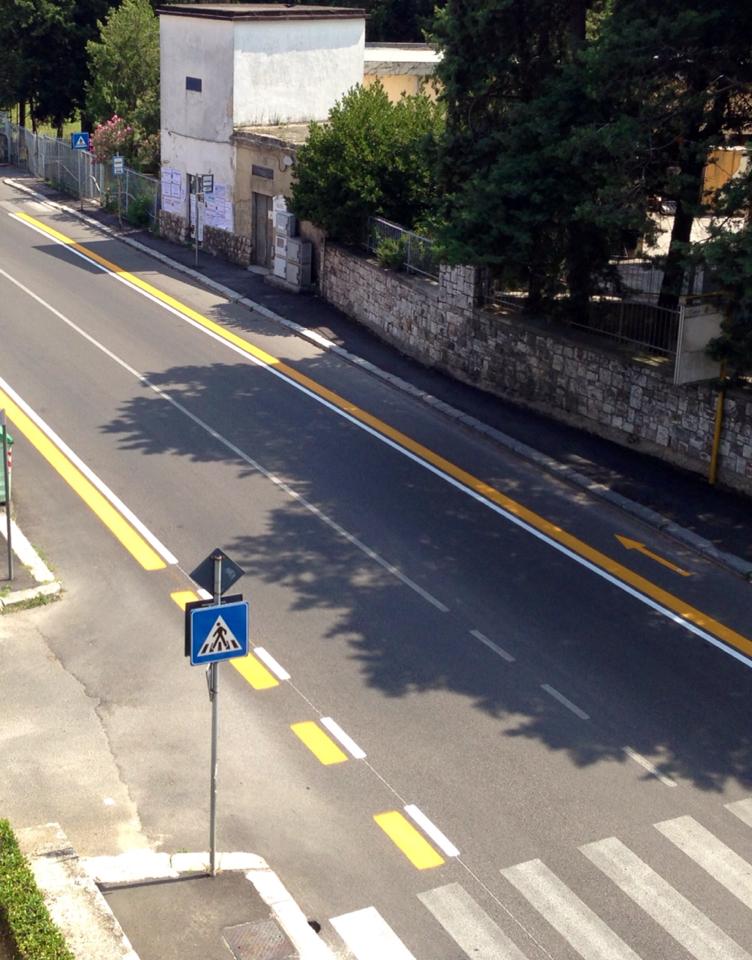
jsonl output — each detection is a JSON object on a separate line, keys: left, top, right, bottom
{"left": 157, "top": 3, "right": 366, "bottom": 265}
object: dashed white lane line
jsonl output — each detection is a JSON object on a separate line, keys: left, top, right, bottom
{"left": 320, "top": 717, "right": 366, "bottom": 760}
{"left": 254, "top": 647, "right": 291, "bottom": 681}
{"left": 404, "top": 804, "right": 460, "bottom": 858}
{"left": 623, "top": 747, "right": 677, "bottom": 787}
{"left": 470, "top": 629, "right": 515, "bottom": 662}
{"left": 0, "top": 263, "right": 449, "bottom": 615}
{"left": 541, "top": 684, "right": 590, "bottom": 720}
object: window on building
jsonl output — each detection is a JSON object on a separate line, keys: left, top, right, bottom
{"left": 186, "top": 77, "right": 202, "bottom": 92}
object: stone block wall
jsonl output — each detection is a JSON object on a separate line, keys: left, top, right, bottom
{"left": 202, "top": 226, "right": 252, "bottom": 266}
{"left": 157, "top": 213, "right": 251, "bottom": 266}
{"left": 321, "top": 244, "right": 752, "bottom": 493}
{"left": 158, "top": 210, "right": 187, "bottom": 244}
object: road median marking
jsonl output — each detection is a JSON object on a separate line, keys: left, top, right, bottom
{"left": 10, "top": 211, "right": 752, "bottom": 669}
{"left": 291, "top": 721, "right": 348, "bottom": 765}
{"left": 231, "top": 652, "right": 279, "bottom": 690}
{"left": 0, "top": 377, "right": 172, "bottom": 571}
{"left": 374, "top": 810, "right": 445, "bottom": 869}
{"left": 171, "top": 590, "right": 199, "bottom": 610}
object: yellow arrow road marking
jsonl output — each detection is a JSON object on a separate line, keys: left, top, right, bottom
{"left": 616, "top": 535, "right": 692, "bottom": 577}
{"left": 10, "top": 211, "right": 752, "bottom": 664}
{"left": 374, "top": 811, "right": 445, "bottom": 869}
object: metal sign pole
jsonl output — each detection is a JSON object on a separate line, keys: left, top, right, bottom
{"left": 195, "top": 180, "right": 201, "bottom": 267}
{"left": 208, "top": 550, "right": 222, "bottom": 875}
{"left": 1, "top": 411, "right": 12, "bottom": 581}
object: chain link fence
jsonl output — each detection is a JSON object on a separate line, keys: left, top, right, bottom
{"left": 5, "top": 123, "right": 160, "bottom": 229}
{"left": 366, "top": 216, "right": 440, "bottom": 279}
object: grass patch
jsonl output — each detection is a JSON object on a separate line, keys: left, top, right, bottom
{"left": 0, "top": 820, "right": 74, "bottom": 960}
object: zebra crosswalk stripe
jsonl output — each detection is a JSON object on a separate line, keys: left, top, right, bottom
{"left": 418, "top": 882, "right": 530, "bottom": 960}
{"left": 501, "top": 858, "right": 641, "bottom": 960}
{"left": 656, "top": 815, "right": 752, "bottom": 909}
{"left": 330, "top": 906, "right": 416, "bottom": 960}
{"left": 581, "top": 836, "right": 752, "bottom": 960}
{"left": 726, "top": 798, "right": 752, "bottom": 830}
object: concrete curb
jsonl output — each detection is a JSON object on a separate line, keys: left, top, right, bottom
{"left": 6, "top": 177, "right": 751, "bottom": 581}
{"left": 17, "top": 823, "right": 138, "bottom": 960}
{"left": 83, "top": 849, "right": 335, "bottom": 960}
{"left": 0, "top": 507, "right": 62, "bottom": 610}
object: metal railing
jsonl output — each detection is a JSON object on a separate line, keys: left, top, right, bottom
{"left": 570, "top": 297, "right": 682, "bottom": 358}
{"left": 6, "top": 123, "right": 160, "bottom": 229}
{"left": 366, "top": 216, "right": 440, "bottom": 279}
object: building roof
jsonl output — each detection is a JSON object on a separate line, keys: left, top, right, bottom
{"left": 233, "top": 123, "right": 312, "bottom": 149}
{"left": 364, "top": 42, "right": 440, "bottom": 76}
{"left": 157, "top": 3, "right": 365, "bottom": 20}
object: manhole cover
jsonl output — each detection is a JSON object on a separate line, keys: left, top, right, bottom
{"left": 223, "top": 919, "right": 297, "bottom": 960}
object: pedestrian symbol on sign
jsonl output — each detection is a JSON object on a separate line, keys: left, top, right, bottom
{"left": 199, "top": 615, "right": 241, "bottom": 657}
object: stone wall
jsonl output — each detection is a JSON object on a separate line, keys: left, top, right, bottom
{"left": 202, "top": 225, "right": 251, "bottom": 266}
{"left": 157, "top": 212, "right": 251, "bottom": 266}
{"left": 321, "top": 244, "right": 752, "bottom": 494}
{"left": 158, "top": 210, "right": 188, "bottom": 245}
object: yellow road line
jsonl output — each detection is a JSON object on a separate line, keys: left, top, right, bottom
{"left": 374, "top": 811, "right": 445, "bottom": 869}
{"left": 231, "top": 652, "right": 279, "bottom": 690}
{"left": 291, "top": 721, "right": 348, "bottom": 765}
{"left": 13, "top": 212, "right": 752, "bottom": 662}
{"left": 0, "top": 385, "right": 164, "bottom": 571}
{"left": 171, "top": 590, "right": 199, "bottom": 610}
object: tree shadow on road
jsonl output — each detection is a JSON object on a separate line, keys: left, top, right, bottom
{"left": 101, "top": 358, "right": 752, "bottom": 796}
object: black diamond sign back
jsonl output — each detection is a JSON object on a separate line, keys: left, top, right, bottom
{"left": 190, "top": 548, "right": 245, "bottom": 597}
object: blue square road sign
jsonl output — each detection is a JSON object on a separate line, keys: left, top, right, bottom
{"left": 71, "top": 132, "right": 90, "bottom": 150}
{"left": 190, "top": 600, "right": 249, "bottom": 666}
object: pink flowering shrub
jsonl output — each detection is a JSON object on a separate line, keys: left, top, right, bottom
{"left": 91, "top": 115, "right": 133, "bottom": 164}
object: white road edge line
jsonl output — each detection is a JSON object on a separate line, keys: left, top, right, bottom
{"left": 254, "top": 647, "right": 291, "bottom": 681}
{"left": 0, "top": 259, "right": 448, "bottom": 614}
{"left": 541, "top": 684, "right": 590, "bottom": 720}
{"left": 0, "top": 369, "right": 177, "bottom": 566}
{"left": 11, "top": 212, "right": 752, "bottom": 674}
{"left": 404, "top": 804, "right": 460, "bottom": 858}
{"left": 320, "top": 717, "right": 366, "bottom": 760}
{"left": 470, "top": 628, "right": 515, "bottom": 662}
{"left": 623, "top": 747, "right": 678, "bottom": 787}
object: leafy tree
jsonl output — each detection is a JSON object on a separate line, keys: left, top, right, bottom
{"left": 291, "top": 82, "right": 444, "bottom": 243}
{"left": 432, "top": 0, "right": 613, "bottom": 307}
{"left": 0, "top": 0, "right": 112, "bottom": 132}
{"left": 85, "top": 0, "right": 160, "bottom": 142}
{"left": 589, "top": 0, "right": 752, "bottom": 308}
{"left": 285, "top": 0, "right": 444, "bottom": 42}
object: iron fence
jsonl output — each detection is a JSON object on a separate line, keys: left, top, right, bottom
{"left": 6, "top": 123, "right": 159, "bottom": 228}
{"left": 366, "top": 216, "right": 440, "bottom": 279}
{"left": 570, "top": 298, "right": 682, "bottom": 358}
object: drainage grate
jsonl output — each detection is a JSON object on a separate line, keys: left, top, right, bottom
{"left": 223, "top": 919, "right": 298, "bottom": 960}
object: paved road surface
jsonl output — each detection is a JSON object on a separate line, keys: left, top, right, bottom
{"left": 3, "top": 182, "right": 752, "bottom": 959}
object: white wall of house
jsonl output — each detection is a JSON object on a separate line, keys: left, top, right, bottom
{"left": 232, "top": 18, "right": 365, "bottom": 126}
{"left": 160, "top": 15, "right": 235, "bottom": 142}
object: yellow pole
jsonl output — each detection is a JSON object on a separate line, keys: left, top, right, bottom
{"left": 708, "top": 362, "right": 726, "bottom": 485}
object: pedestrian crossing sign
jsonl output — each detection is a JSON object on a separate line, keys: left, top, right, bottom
{"left": 190, "top": 600, "right": 249, "bottom": 665}
{"left": 70, "top": 132, "right": 90, "bottom": 150}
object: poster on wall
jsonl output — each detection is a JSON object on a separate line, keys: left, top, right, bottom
{"left": 160, "top": 167, "right": 185, "bottom": 215}
{"left": 203, "top": 183, "right": 233, "bottom": 233}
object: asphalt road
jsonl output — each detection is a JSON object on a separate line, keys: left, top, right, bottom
{"left": 3, "top": 181, "right": 752, "bottom": 960}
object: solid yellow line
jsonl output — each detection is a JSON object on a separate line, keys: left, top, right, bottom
{"left": 231, "top": 652, "right": 279, "bottom": 690}
{"left": 171, "top": 590, "right": 199, "bottom": 610}
{"left": 291, "top": 721, "right": 348, "bottom": 765}
{"left": 15, "top": 212, "right": 752, "bottom": 661}
{"left": 374, "top": 811, "right": 445, "bottom": 869}
{"left": 0, "top": 387, "right": 164, "bottom": 571}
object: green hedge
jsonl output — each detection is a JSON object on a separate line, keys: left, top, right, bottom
{"left": 0, "top": 821, "right": 74, "bottom": 960}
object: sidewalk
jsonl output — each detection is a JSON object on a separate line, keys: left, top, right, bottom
{"left": 5, "top": 171, "right": 751, "bottom": 569}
